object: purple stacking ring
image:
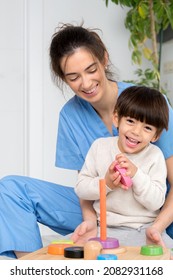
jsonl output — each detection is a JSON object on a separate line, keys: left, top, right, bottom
{"left": 89, "top": 237, "right": 119, "bottom": 249}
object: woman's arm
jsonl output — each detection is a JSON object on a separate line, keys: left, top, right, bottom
{"left": 80, "top": 199, "right": 97, "bottom": 222}
{"left": 146, "top": 156, "right": 173, "bottom": 246}
{"left": 71, "top": 199, "right": 98, "bottom": 244}
{"left": 153, "top": 156, "right": 173, "bottom": 231}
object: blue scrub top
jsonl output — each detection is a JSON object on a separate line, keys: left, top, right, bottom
{"left": 55, "top": 81, "right": 173, "bottom": 171}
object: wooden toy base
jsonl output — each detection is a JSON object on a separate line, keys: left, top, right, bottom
{"left": 19, "top": 246, "right": 170, "bottom": 260}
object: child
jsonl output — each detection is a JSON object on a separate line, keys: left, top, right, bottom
{"left": 75, "top": 86, "right": 173, "bottom": 247}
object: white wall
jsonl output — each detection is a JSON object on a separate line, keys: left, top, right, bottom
{"left": 0, "top": 0, "right": 26, "bottom": 177}
{"left": 160, "top": 39, "right": 173, "bottom": 106}
{"left": 1, "top": 0, "right": 172, "bottom": 187}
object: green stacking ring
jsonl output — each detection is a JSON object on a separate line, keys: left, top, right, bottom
{"left": 140, "top": 245, "right": 163, "bottom": 256}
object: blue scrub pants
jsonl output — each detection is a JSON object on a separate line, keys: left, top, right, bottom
{"left": 0, "top": 175, "right": 82, "bottom": 258}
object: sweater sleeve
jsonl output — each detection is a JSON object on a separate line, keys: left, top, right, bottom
{"left": 75, "top": 139, "right": 111, "bottom": 200}
{"left": 132, "top": 149, "right": 167, "bottom": 211}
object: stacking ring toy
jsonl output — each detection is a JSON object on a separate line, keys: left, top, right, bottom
{"left": 114, "top": 164, "right": 132, "bottom": 188}
{"left": 140, "top": 245, "right": 163, "bottom": 256}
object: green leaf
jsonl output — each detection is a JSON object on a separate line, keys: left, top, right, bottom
{"left": 143, "top": 47, "right": 152, "bottom": 60}
{"left": 132, "top": 50, "right": 142, "bottom": 65}
{"left": 103, "top": 0, "right": 173, "bottom": 92}
{"left": 138, "top": 3, "right": 148, "bottom": 19}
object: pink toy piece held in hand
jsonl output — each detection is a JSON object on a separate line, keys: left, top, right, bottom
{"left": 114, "top": 164, "right": 132, "bottom": 188}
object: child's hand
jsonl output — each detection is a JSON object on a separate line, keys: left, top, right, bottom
{"left": 116, "top": 153, "right": 137, "bottom": 178}
{"left": 105, "top": 161, "right": 127, "bottom": 190}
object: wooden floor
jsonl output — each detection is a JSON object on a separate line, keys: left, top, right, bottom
{"left": 19, "top": 245, "right": 170, "bottom": 260}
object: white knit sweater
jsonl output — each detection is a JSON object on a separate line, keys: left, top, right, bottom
{"left": 75, "top": 137, "right": 167, "bottom": 229}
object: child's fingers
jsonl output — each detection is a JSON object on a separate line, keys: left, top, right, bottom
{"left": 109, "top": 161, "right": 117, "bottom": 171}
{"left": 120, "top": 184, "right": 129, "bottom": 190}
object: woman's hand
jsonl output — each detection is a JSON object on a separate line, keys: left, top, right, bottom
{"left": 146, "top": 226, "right": 166, "bottom": 248}
{"left": 71, "top": 220, "right": 97, "bottom": 245}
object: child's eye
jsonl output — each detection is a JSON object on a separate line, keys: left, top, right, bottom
{"left": 126, "top": 118, "right": 134, "bottom": 123}
{"left": 145, "top": 125, "right": 152, "bottom": 131}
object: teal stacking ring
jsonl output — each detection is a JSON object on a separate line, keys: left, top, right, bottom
{"left": 97, "top": 254, "right": 118, "bottom": 260}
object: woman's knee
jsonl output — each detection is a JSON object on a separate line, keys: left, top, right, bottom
{"left": 1, "top": 175, "right": 24, "bottom": 183}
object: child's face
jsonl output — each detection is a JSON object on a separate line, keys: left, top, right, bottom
{"left": 113, "top": 116, "right": 159, "bottom": 154}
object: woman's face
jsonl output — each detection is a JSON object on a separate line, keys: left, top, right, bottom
{"left": 60, "top": 48, "right": 108, "bottom": 104}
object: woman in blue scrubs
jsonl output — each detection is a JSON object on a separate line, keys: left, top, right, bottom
{"left": 0, "top": 23, "right": 173, "bottom": 258}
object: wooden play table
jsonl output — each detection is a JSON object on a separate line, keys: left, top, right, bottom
{"left": 19, "top": 245, "right": 170, "bottom": 260}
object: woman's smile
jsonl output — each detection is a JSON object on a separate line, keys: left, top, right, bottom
{"left": 81, "top": 84, "right": 98, "bottom": 97}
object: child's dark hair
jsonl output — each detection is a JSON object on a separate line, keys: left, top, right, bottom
{"left": 114, "top": 86, "right": 169, "bottom": 137}
{"left": 49, "top": 23, "right": 114, "bottom": 87}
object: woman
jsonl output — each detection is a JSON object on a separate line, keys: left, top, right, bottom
{"left": 0, "top": 23, "right": 173, "bottom": 258}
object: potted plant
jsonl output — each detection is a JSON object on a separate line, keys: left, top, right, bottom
{"left": 104, "top": 0, "right": 173, "bottom": 91}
